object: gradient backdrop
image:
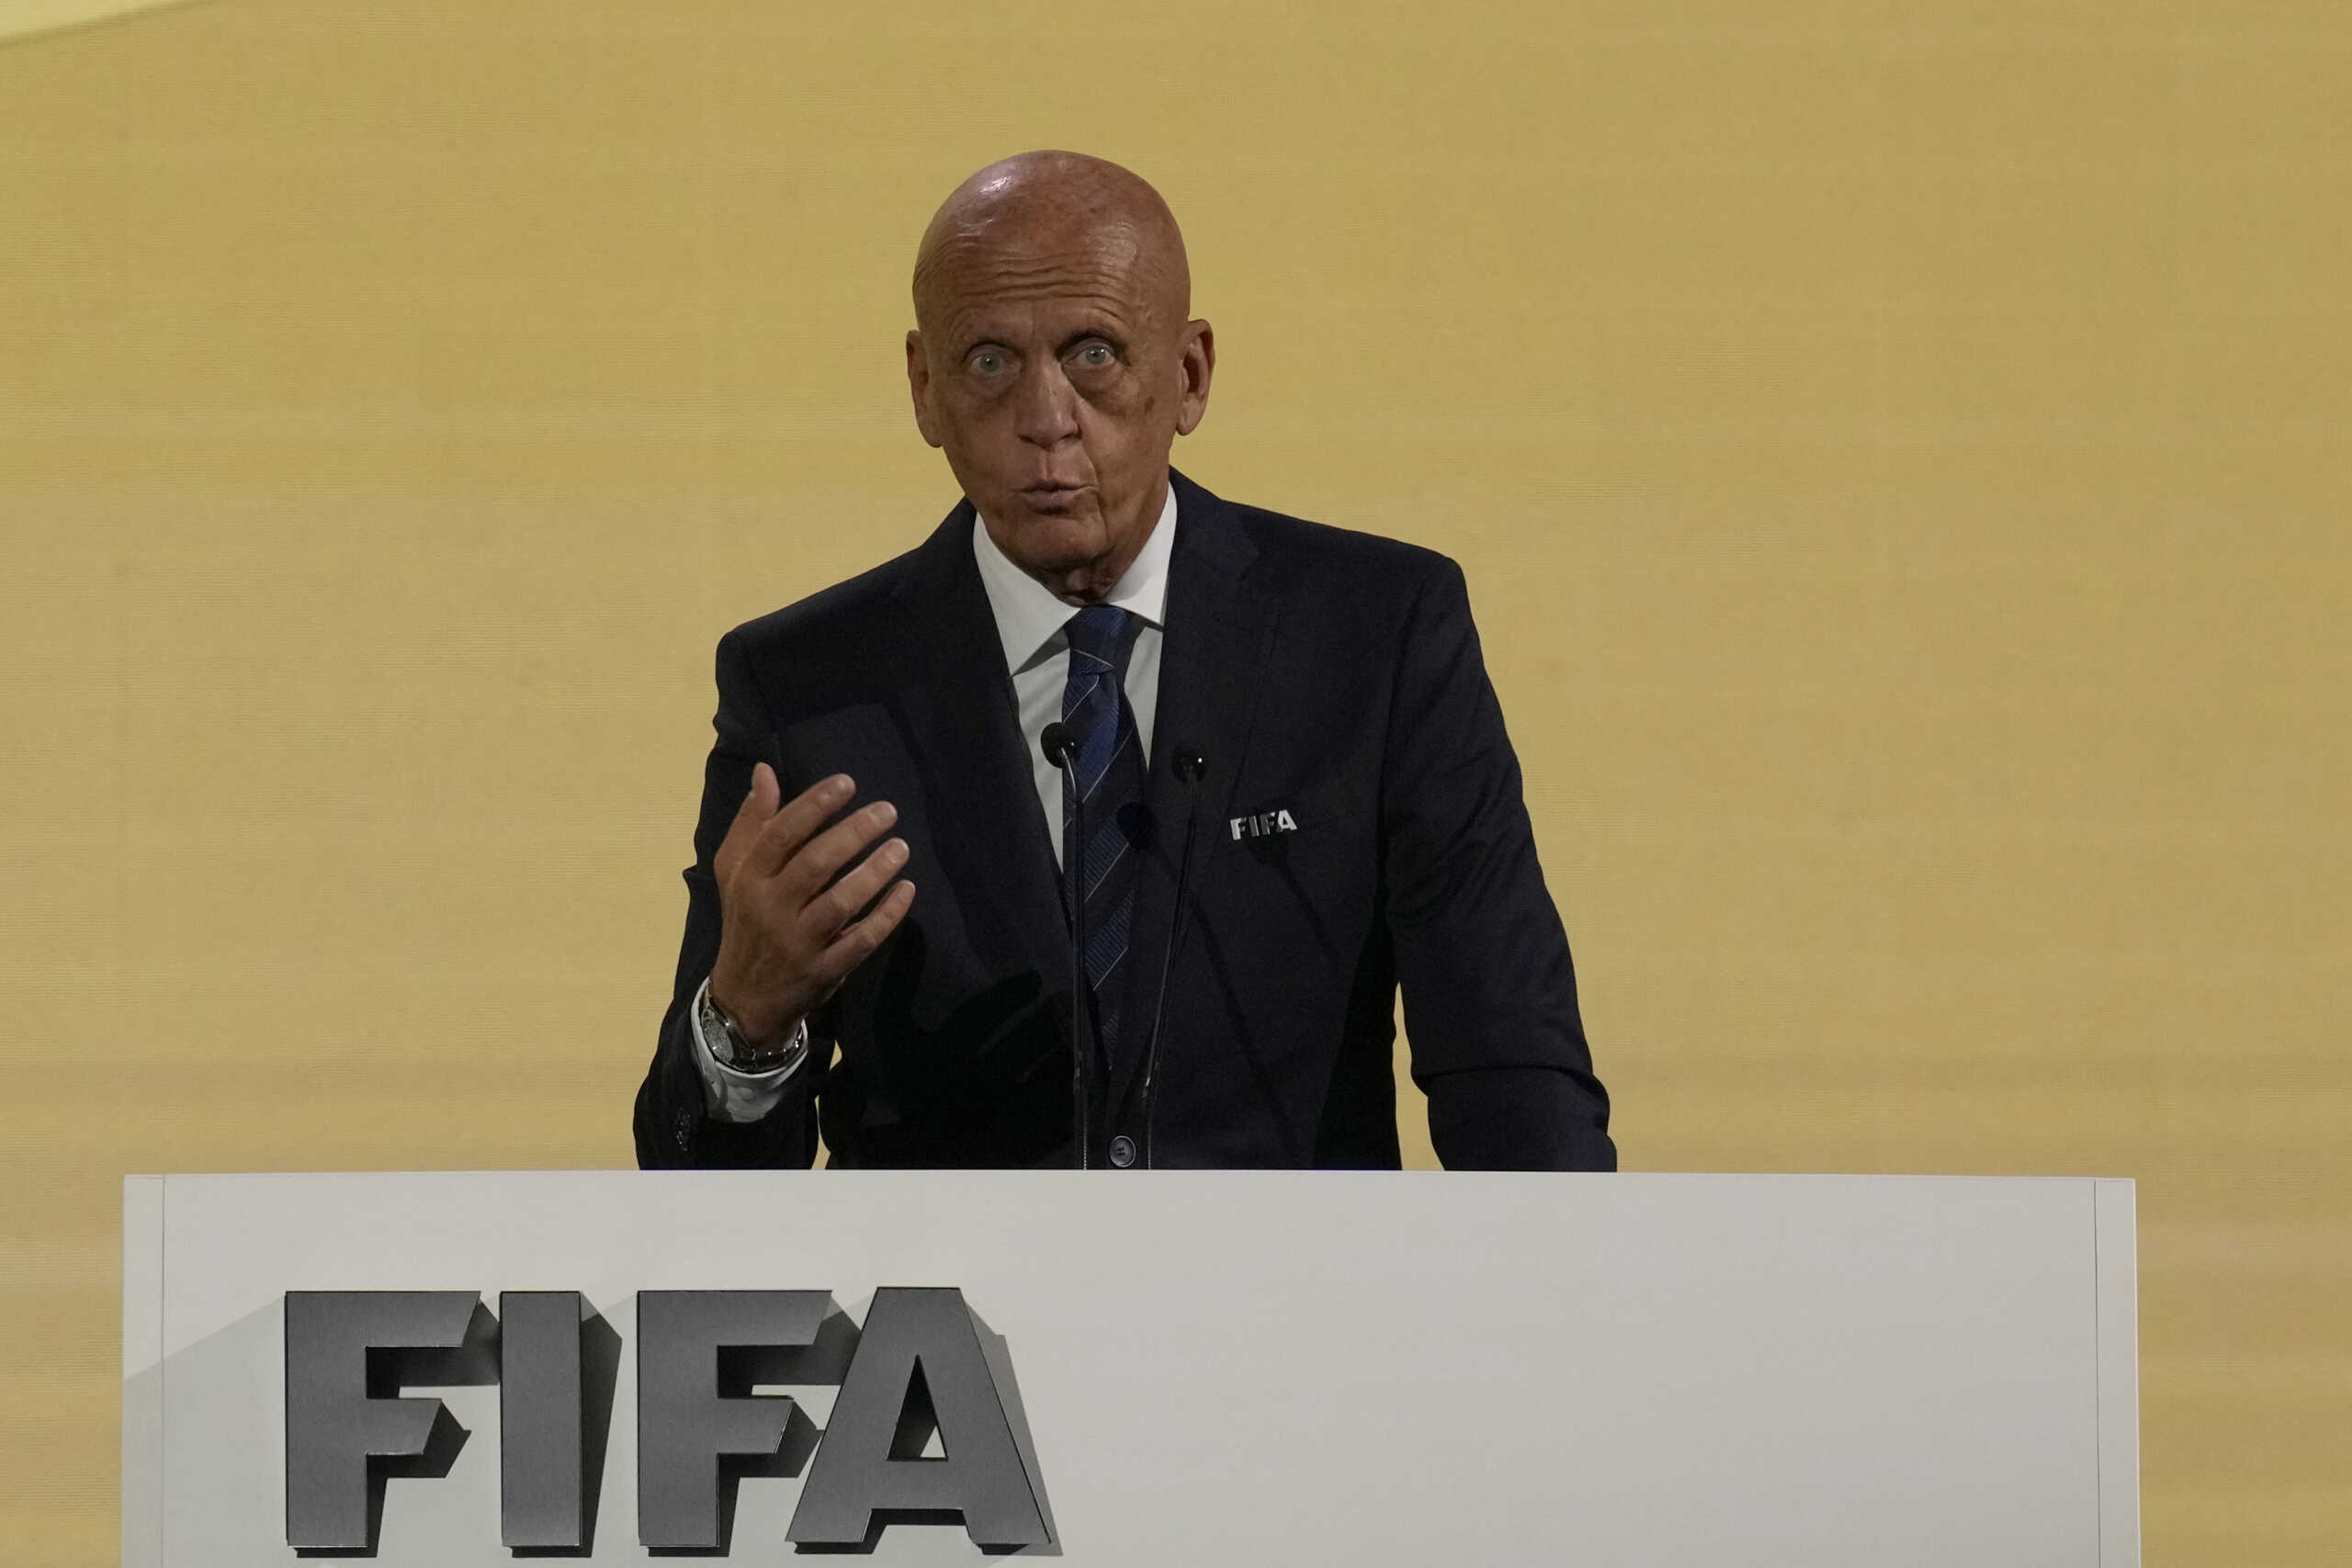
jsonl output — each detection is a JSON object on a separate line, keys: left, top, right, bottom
{"left": 3, "top": 1, "right": 2347, "bottom": 1562}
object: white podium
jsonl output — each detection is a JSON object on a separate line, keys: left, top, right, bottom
{"left": 124, "top": 1171, "right": 2139, "bottom": 1565}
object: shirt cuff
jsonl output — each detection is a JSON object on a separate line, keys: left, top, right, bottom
{"left": 687, "top": 976, "right": 808, "bottom": 1124}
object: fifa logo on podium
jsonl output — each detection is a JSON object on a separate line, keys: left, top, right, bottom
{"left": 284, "top": 1286, "right": 1053, "bottom": 1554}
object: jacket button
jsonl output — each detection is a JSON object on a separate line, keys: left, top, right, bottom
{"left": 1107, "top": 1134, "right": 1136, "bottom": 1168}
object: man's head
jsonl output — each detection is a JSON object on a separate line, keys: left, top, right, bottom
{"left": 906, "top": 151, "right": 1214, "bottom": 603}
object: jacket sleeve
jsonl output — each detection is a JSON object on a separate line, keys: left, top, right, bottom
{"left": 633, "top": 629, "right": 823, "bottom": 1169}
{"left": 1380, "top": 557, "right": 1616, "bottom": 1171}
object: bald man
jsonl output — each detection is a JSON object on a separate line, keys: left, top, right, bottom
{"left": 634, "top": 152, "right": 1613, "bottom": 1170}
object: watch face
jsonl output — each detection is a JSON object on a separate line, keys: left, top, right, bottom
{"left": 699, "top": 996, "right": 742, "bottom": 1067}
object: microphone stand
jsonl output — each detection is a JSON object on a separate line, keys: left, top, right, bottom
{"left": 1137, "top": 747, "right": 1209, "bottom": 1168}
{"left": 1039, "top": 722, "right": 1091, "bottom": 1169}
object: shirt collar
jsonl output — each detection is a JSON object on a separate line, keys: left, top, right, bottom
{"left": 969, "top": 479, "right": 1178, "bottom": 674}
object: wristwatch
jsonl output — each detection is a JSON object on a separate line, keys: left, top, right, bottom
{"left": 696, "top": 981, "right": 808, "bottom": 1076}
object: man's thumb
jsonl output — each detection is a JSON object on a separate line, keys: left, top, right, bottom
{"left": 746, "top": 760, "right": 779, "bottom": 814}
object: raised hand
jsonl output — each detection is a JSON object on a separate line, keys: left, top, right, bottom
{"left": 707, "top": 764, "right": 917, "bottom": 1047}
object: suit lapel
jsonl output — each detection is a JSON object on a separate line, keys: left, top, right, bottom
{"left": 890, "top": 502, "right": 1074, "bottom": 991}
{"left": 1109, "top": 468, "right": 1282, "bottom": 1111}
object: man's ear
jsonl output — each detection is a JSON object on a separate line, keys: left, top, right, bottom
{"left": 906, "top": 330, "right": 944, "bottom": 448}
{"left": 1173, "top": 319, "right": 1215, "bottom": 437}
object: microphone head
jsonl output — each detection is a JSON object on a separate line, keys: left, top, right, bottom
{"left": 1040, "top": 721, "right": 1078, "bottom": 768}
{"left": 1173, "top": 746, "right": 1209, "bottom": 783}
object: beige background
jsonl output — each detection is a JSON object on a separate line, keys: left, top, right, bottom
{"left": 1, "top": 0, "right": 2346, "bottom": 1562}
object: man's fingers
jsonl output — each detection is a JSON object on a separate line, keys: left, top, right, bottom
{"left": 743, "top": 773, "right": 858, "bottom": 879}
{"left": 806, "top": 879, "right": 916, "bottom": 988}
{"left": 799, "top": 835, "right": 911, "bottom": 942}
{"left": 779, "top": 798, "right": 899, "bottom": 902}
{"left": 714, "top": 761, "right": 780, "bottom": 879}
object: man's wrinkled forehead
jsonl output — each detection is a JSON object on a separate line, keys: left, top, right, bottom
{"left": 924, "top": 223, "right": 1159, "bottom": 332}
{"left": 917, "top": 215, "right": 1165, "bottom": 337}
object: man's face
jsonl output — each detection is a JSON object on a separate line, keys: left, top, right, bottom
{"left": 906, "top": 217, "right": 1211, "bottom": 601}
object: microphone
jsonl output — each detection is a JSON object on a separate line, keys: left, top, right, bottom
{"left": 1038, "top": 722, "right": 1091, "bottom": 1169}
{"left": 1136, "top": 745, "right": 1209, "bottom": 1168}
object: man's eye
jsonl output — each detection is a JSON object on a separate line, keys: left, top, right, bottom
{"left": 1070, "top": 344, "right": 1114, "bottom": 368}
{"left": 968, "top": 351, "right": 1008, "bottom": 376}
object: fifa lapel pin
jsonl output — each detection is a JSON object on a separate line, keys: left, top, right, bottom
{"left": 1228, "top": 808, "right": 1299, "bottom": 841}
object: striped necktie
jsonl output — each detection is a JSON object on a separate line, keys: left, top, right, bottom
{"left": 1058, "top": 604, "right": 1146, "bottom": 1071}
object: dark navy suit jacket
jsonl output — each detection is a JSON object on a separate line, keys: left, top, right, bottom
{"left": 634, "top": 469, "right": 1613, "bottom": 1170}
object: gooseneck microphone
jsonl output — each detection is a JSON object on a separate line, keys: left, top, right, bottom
{"left": 1038, "top": 721, "right": 1091, "bottom": 1169}
{"left": 1137, "top": 745, "right": 1210, "bottom": 1168}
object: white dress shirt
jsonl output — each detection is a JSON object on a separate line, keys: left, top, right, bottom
{"left": 971, "top": 481, "right": 1174, "bottom": 868}
{"left": 690, "top": 481, "right": 1180, "bottom": 1122}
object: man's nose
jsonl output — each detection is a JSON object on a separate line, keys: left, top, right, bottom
{"left": 1012, "top": 362, "right": 1080, "bottom": 447}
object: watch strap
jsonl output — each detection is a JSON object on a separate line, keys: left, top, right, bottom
{"left": 698, "top": 981, "right": 808, "bottom": 1075}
